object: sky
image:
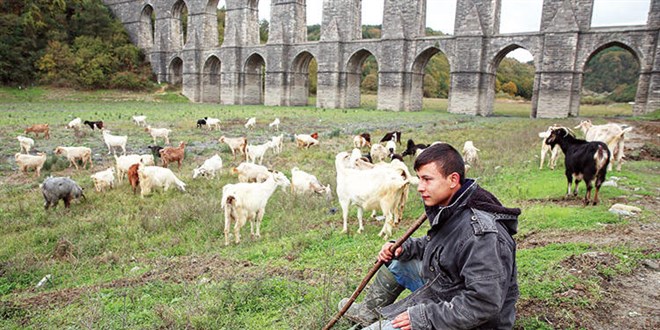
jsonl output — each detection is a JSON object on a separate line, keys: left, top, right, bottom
{"left": 220, "top": 0, "right": 652, "bottom": 62}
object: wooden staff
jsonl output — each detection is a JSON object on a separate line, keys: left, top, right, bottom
{"left": 323, "top": 213, "right": 428, "bottom": 330}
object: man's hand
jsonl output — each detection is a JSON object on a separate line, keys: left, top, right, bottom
{"left": 378, "top": 242, "right": 403, "bottom": 263}
{"left": 391, "top": 311, "right": 411, "bottom": 330}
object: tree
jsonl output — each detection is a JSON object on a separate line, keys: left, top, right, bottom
{"left": 217, "top": 7, "right": 226, "bottom": 45}
{"left": 259, "top": 19, "right": 269, "bottom": 44}
{"left": 501, "top": 81, "right": 517, "bottom": 96}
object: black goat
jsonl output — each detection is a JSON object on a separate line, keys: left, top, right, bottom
{"left": 197, "top": 118, "right": 207, "bottom": 128}
{"left": 401, "top": 139, "right": 429, "bottom": 158}
{"left": 546, "top": 128, "right": 610, "bottom": 205}
{"left": 380, "top": 131, "right": 402, "bottom": 144}
{"left": 147, "top": 145, "right": 163, "bottom": 158}
{"left": 389, "top": 153, "right": 404, "bottom": 162}
{"left": 83, "top": 120, "right": 104, "bottom": 130}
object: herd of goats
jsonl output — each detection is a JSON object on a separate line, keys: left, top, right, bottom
{"left": 10, "top": 114, "right": 633, "bottom": 243}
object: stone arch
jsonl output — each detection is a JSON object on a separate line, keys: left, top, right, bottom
{"left": 171, "top": 0, "right": 189, "bottom": 49}
{"left": 168, "top": 57, "right": 184, "bottom": 86}
{"left": 409, "top": 46, "right": 452, "bottom": 111}
{"left": 290, "top": 51, "right": 317, "bottom": 106}
{"left": 204, "top": 0, "right": 220, "bottom": 47}
{"left": 487, "top": 44, "right": 539, "bottom": 117}
{"left": 202, "top": 55, "right": 221, "bottom": 103}
{"left": 345, "top": 49, "right": 379, "bottom": 108}
{"left": 243, "top": 53, "right": 266, "bottom": 104}
{"left": 138, "top": 4, "right": 155, "bottom": 51}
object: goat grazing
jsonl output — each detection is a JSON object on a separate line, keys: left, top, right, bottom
{"left": 132, "top": 115, "right": 147, "bottom": 127}
{"left": 67, "top": 118, "right": 82, "bottom": 130}
{"left": 147, "top": 145, "right": 163, "bottom": 158}
{"left": 270, "top": 134, "right": 284, "bottom": 154}
{"left": 17, "top": 136, "right": 35, "bottom": 154}
{"left": 291, "top": 167, "right": 331, "bottom": 198}
{"left": 575, "top": 120, "right": 632, "bottom": 171}
{"left": 246, "top": 141, "right": 272, "bottom": 165}
{"left": 196, "top": 118, "right": 207, "bottom": 128}
{"left": 127, "top": 163, "right": 140, "bottom": 194}
{"left": 232, "top": 162, "right": 270, "bottom": 183}
{"left": 205, "top": 117, "right": 221, "bottom": 130}
{"left": 294, "top": 134, "right": 319, "bottom": 149}
{"left": 245, "top": 117, "right": 256, "bottom": 130}
{"left": 401, "top": 139, "right": 429, "bottom": 158}
{"left": 221, "top": 172, "right": 290, "bottom": 245}
{"left": 159, "top": 141, "right": 186, "bottom": 170}
{"left": 54, "top": 146, "right": 93, "bottom": 170}
{"left": 90, "top": 167, "right": 116, "bottom": 192}
{"left": 219, "top": 136, "right": 248, "bottom": 160}
{"left": 370, "top": 144, "right": 389, "bottom": 163}
{"left": 145, "top": 126, "right": 172, "bottom": 145}
{"left": 101, "top": 129, "right": 127, "bottom": 155}
{"left": 546, "top": 127, "right": 610, "bottom": 205}
{"left": 41, "top": 176, "right": 85, "bottom": 209}
{"left": 137, "top": 165, "right": 186, "bottom": 197}
{"left": 83, "top": 120, "right": 104, "bottom": 130}
{"left": 269, "top": 118, "right": 280, "bottom": 130}
{"left": 15, "top": 153, "right": 47, "bottom": 177}
{"left": 193, "top": 154, "right": 223, "bottom": 179}
{"left": 114, "top": 154, "right": 154, "bottom": 183}
{"left": 380, "top": 131, "right": 401, "bottom": 144}
{"left": 353, "top": 133, "right": 372, "bottom": 149}
{"left": 462, "top": 141, "right": 480, "bottom": 167}
{"left": 24, "top": 124, "right": 50, "bottom": 139}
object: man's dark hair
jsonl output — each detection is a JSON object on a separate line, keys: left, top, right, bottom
{"left": 414, "top": 143, "right": 466, "bottom": 184}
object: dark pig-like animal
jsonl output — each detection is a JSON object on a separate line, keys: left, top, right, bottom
{"left": 40, "top": 177, "right": 85, "bottom": 209}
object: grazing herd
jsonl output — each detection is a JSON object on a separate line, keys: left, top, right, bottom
{"left": 11, "top": 113, "right": 634, "bottom": 244}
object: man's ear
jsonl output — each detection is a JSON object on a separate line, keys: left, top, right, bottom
{"left": 449, "top": 172, "right": 461, "bottom": 188}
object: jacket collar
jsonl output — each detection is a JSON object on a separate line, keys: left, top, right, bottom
{"left": 424, "top": 179, "right": 477, "bottom": 228}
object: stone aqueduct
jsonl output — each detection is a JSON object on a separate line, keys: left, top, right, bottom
{"left": 102, "top": 0, "right": 660, "bottom": 118}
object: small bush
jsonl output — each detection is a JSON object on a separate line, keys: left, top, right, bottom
{"left": 109, "top": 72, "right": 151, "bottom": 90}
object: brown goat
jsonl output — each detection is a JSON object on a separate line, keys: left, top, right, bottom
{"left": 127, "top": 163, "right": 140, "bottom": 194}
{"left": 24, "top": 124, "right": 50, "bottom": 139}
{"left": 159, "top": 141, "right": 185, "bottom": 170}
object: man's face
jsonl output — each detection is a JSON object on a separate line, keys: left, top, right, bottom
{"left": 416, "top": 162, "right": 457, "bottom": 207}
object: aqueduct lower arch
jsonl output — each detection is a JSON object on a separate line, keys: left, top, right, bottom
{"left": 103, "top": 0, "right": 660, "bottom": 118}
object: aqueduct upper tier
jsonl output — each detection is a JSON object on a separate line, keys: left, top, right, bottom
{"left": 103, "top": 0, "right": 660, "bottom": 118}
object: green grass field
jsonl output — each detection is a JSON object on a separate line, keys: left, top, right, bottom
{"left": 0, "top": 87, "right": 658, "bottom": 329}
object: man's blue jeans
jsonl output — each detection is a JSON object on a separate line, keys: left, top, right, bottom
{"left": 362, "top": 259, "right": 425, "bottom": 330}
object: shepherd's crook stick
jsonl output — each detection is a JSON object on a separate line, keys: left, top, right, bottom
{"left": 323, "top": 213, "right": 428, "bottom": 330}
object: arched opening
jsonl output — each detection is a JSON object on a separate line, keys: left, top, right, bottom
{"left": 168, "top": 57, "right": 184, "bottom": 87}
{"left": 425, "top": 0, "right": 455, "bottom": 36}
{"left": 244, "top": 53, "right": 266, "bottom": 105}
{"left": 499, "top": 0, "right": 542, "bottom": 33}
{"left": 591, "top": 0, "right": 650, "bottom": 27}
{"left": 217, "top": 0, "right": 227, "bottom": 45}
{"left": 203, "top": 0, "right": 220, "bottom": 47}
{"left": 361, "top": 0, "right": 383, "bottom": 39}
{"left": 306, "top": 0, "right": 322, "bottom": 41}
{"left": 290, "top": 52, "right": 317, "bottom": 106}
{"left": 491, "top": 46, "right": 537, "bottom": 117}
{"left": 346, "top": 50, "right": 378, "bottom": 108}
{"left": 258, "top": 0, "right": 271, "bottom": 44}
{"left": 172, "top": 0, "right": 189, "bottom": 49}
{"left": 139, "top": 5, "right": 155, "bottom": 51}
{"left": 202, "top": 56, "right": 221, "bottom": 103}
{"left": 580, "top": 43, "right": 639, "bottom": 116}
{"left": 410, "top": 48, "right": 451, "bottom": 111}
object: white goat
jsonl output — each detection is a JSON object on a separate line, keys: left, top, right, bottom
{"left": 15, "top": 153, "right": 47, "bottom": 177}
{"left": 270, "top": 134, "right": 284, "bottom": 154}
{"left": 17, "top": 136, "right": 35, "bottom": 154}
{"left": 114, "top": 154, "right": 154, "bottom": 183}
{"left": 335, "top": 151, "right": 412, "bottom": 239}
{"left": 539, "top": 125, "right": 562, "bottom": 170}
{"left": 219, "top": 136, "right": 247, "bottom": 160}
{"left": 132, "top": 115, "right": 147, "bottom": 127}
{"left": 90, "top": 167, "right": 115, "bottom": 192}
{"left": 370, "top": 144, "right": 389, "bottom": 163}
{"left": 205, "top": 117, "right": 221, "bottom": 130}
{"left": 462, "top": 141, "right": 480, "bottom": 167}
{"left": 575, "top": 120, "right": 633, "bottom": 171}
{"left": 294, "top": 134, "right": 319, "bottom": 148}
{"left": 145, "top": 126, "right": 171, "bottom": 145}
{"left": 101, "top": 129, "right": 127, "bottom": 155}
{"left": 246, "top": 141, "right": 272, "bottom": 165}
{"left": 192, "top": 154, "right": 223, "bottom": 179}
{"left": 67, "top": 117, "right": 82, "bottom": 130}
{"left": 385, "top": 140, "right": 397, "bottom": 154}
{"left": 269, "top": 118, "right": 280, "bottom": 131}
{"left": 353, "top": 135, "right": 371, "bottom": 148}
{"left": 221, "top": 172, "right": 289, "bottom": 245}
{"left": 245, "top": 117, "right": 256, "bottom": 130}
{"left": 54, "top": 146, "right": 93, "bottom": 170}
{"left": 291, "top": 167, "right": 331, "bottom": 197}
{"left": 137, "top": 165, "right": 186, "bottom": 198}
{"left": 232, "top": 162, "right": 271, "bottom": 183}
